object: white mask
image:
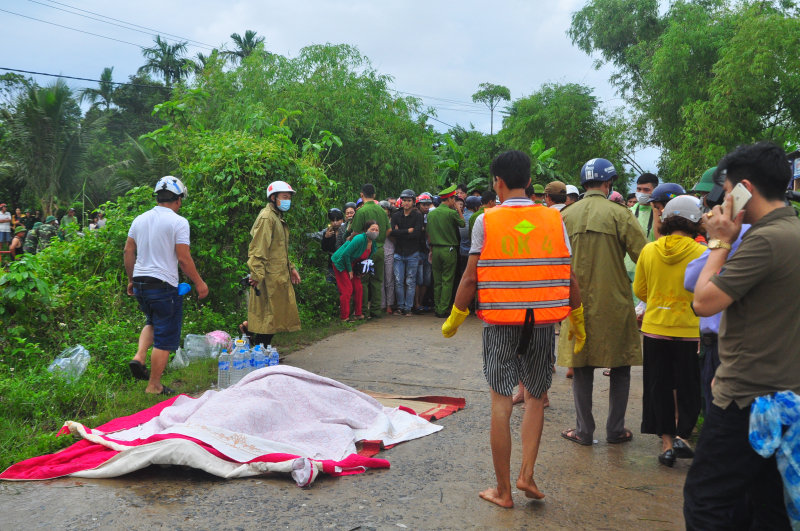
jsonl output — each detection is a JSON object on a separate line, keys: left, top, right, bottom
{"left": 635, "top": 192, "right": 651, "bottom": 205}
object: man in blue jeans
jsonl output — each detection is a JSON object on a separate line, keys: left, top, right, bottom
{"left": 124, "top": 177, "right": 208, "bottom": 395}
{"left": 390, "top": 189, "right": 423, "bottom": 316}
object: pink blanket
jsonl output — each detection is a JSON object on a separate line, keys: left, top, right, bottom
{"left": 1, "top": 367, "right": 442, "bottom": 486}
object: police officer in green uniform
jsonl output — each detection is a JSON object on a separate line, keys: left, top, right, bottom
{"left": 36, "top": 216, "right": 58, "bottom": 252}
{"left": 350, "top": 183, "right": 390, "bottom": 318}
{"left": 426, "top": 184, "right": 465, "bottom": 317}
{"left": 23, "top": 222, "right": 42, "bottom": 254}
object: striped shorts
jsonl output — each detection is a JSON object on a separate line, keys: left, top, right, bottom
{"left": 482, "top": 325, "right": 555, "bottom": 398}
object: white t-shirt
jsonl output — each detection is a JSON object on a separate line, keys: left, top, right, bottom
{"left": 0, "top": 211, "right": 11, "bottom": 233}
{"left": 127, "top": 206, "right": 190, "bottom": 286}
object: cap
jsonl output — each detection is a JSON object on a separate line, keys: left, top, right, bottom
{"left": 24, "top": 209, "right": 31, "bottom": 213}
{"left": 68, "top": 207, "right": 76, "bottom": 212}
{"left": 439, "top": 184, "right": 457, "bottom": 199}
{"left": 544, "top": 181, "right": 567, "bottom": 195}
{"left": 565, "top": 185, "right": 580, "bottom": 195}
{"left": 46, "top": 215, "right": 57, "bottom": 223}
{"left": 14, "top": 226, "right": 26, "bottom": 234}
{"left": 0, "top": 204, "right": 6, "bottom": 208}
{"left": 33, "top": 222, "right": 42, "bottom": 229}
{"left": 533, "top": 184, "right": 545, "bottom": 194}
{"left": 691, "top": 167, "right": 716, "bottom": 193}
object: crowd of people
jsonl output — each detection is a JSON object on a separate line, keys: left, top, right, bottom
{"left": 0, "top": 203, "right": 107, "bottom": 263}
{"left": 312, "top": 143, "right": 800, "bottom": 528}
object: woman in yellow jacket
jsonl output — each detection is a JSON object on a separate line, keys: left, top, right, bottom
{"left": 633, "top": 196, "right": 706, "bottom": 468}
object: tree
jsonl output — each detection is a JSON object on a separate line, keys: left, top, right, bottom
{"left": 222, "top": 30, "right": 266, "bottom": 64}
{"left": 472, "top": 83, "right": 510, "bottom": 135}
{"left": 2, "top": 79, "right": 85, "bottom": 215}
{"left": 138, "top": 36, "right": 192, "bottom": 87}
{"left": 79, "top": 67, "right": 115, "bottom": 111}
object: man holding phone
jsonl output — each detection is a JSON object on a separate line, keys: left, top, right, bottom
{"left": 684, "top": 142, "right": 800, "bottom": 530}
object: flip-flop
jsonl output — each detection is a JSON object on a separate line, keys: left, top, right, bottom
{"left": 603, "top": 369, "right": 611, "bottom": 377}
{"left": 561, "top": 428, "right": 593, "bottom": 446}
{"left": 128, "top": 360, "right": 150, "bottom": 381}
{"left": 607, "top": 428, "right": 633, "bottom": 444}
{"left": 159, "top": 385, "right": 177, "bottom": 396}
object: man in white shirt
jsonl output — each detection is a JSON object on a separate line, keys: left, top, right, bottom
{"left": 0, "top": 204, "right": 12, "bottom": 249}
{"left": 124, "top": 177, "right": 208, "bottom": 395}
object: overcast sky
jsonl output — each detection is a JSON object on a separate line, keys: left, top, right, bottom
{"left": 1, "top": 0, "right": 660, "bottom": 176}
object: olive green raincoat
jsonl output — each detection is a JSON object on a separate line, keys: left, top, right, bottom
{"left": 247, "top": 203, "right": 301, "bottom": 334}
{"left": 558, "top": 190, "right": 648, "bottom": 368}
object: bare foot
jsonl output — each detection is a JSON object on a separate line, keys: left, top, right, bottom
{"left": 543, "top": 391, "right": 550, "bottom": 409}
{"left": 479, "top": 487, "right": 514, "bottom": 508}
{"left": 516, "top": 477, "right": 545, "bottom": 500}
{"left": 512, "top": 392, "right": 524, "bottom": 405}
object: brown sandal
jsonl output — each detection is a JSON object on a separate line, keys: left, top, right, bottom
{"left": 561, "top": 428, "right": 592, "bottom": 446}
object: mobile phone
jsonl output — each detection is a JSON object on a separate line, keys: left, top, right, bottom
{"left": 729, "top": 182, "right": 752, "bottom": 218}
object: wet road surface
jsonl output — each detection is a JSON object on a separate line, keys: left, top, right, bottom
{"left": 2, "top": 314, "right": 689, "bottom": 530}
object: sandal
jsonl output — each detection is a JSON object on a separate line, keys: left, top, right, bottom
{"left": 603, "top": 369, "right": 611, "bottom": 377}
{"left": 159, "top": 385, "right": 177, "bottom": 396}
{"left": 607, "top": 428, "right": 633, "bottom": 444}
{"left": 353, "top": 315, "right": 366, "bottom": 321}
{"left": 393, "top": 309, "right": 404, "bottom": 315}
{"left": 561, "top": 428, "right": 592, "bottom": 446}
{"left": 405, "top": 311, "right": 414, "bottom": 317}
{"left": 128, "top": 360, "right": 150, "bottom": 381}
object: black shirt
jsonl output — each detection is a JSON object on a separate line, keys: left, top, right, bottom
{"left": 390, "top": 209, "right": 423, "bottom": 257}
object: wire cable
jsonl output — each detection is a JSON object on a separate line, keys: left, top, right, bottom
{"left": 0, "top": 67, "right": 167, "bottom": 89}
{"left": 26, "top": 0, "right": 215, "bottom": 50}
{"left": 0, "top": 8, "right": 144, "bottom": 48}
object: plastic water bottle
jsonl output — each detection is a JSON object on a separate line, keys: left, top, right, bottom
{"left": 253, "top": 346, "right": 266, "bottom": 371}
{"left": 246, "top": 347, "right": 255, "bottom": 374}
{"left": 240, "top": 335, "right": 250, "bottom": 350}
{"left": 217, "top": 349, "right": 230, "bottom": 389}
{"left": 269, "top": 345, "right": 279, "bottom": 367}
{"left": 231, "top": 348, "right": 246, "bottom": 385}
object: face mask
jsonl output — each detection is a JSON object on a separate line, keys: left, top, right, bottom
{"left": 277, "top": 199, "right": 291, "bottom": 212}
{"left": 366, "top": 231, "right": 378, "bottom": 241}
{"left": 635, "top": 192, "right": 651, "bottom": 205}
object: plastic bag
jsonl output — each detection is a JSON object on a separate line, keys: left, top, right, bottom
{"left": 749, "top": 391, "right": 800, "bottom": 528}
{"left": 47, "top": 345, "right": 91, "bottom": 383}
{"left": 206, "top": 331, "right": 232, "bottom": 359}
{"left": 169, "top": 347, "right": 190, "bottom": 369}
{"left": 184, "top": 334, "right": 210, "bottom": 359}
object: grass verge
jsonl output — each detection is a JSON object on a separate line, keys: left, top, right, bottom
{"left": 0, "top": 319, "right": 352, "bottom": 473}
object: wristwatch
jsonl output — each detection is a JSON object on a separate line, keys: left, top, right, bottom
{"left": 708, "top": 239, "right": 732, "bottom": 251}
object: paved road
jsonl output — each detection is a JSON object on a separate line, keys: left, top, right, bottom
{"left": 2, "top": 314, "right": 689, "bottom": 530}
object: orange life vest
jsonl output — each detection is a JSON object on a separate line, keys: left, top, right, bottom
{"left": 477, "top": 204, "right": 571, "bottom": 326}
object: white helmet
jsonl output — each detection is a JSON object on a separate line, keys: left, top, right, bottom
{"left": 565, "top": 185, "right": 580, "bottom": 195}
{"left": 267, "top": 180, "right": 296, "bottom": 198}
{"left": 661, "top": 195, "right": 703, "bottom": 222}
{"left": 154, "top": 176, "right": 188, "bottom": 198}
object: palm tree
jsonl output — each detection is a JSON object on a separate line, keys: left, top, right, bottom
{"left": 2, "top": 79, "right": 88, "bottom": 216}
{"left": 79, "top": 67, "right": 115, "bottom": 111}
{"left": 138, "top": 36, "right": 191, "bottom": 87}
{"left": 222, "top": 30, "right": 266, "bottom": 64}
{"left": 191, "top": 49, "right": 220, "bottom": 75}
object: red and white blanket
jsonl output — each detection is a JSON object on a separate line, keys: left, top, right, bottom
{"left": 1, "top": 367, "right": 443, "bottom": 486}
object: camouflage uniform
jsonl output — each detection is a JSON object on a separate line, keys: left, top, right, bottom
{"left": 36, "top": 224, "right": 57, "bottom": 252}
{"left": 23, "top": 228, "right": 39, "bottom": 254}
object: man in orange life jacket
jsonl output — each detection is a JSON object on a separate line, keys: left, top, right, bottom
{"left": 442, "top": 149, "right": 586, "bottom": 509}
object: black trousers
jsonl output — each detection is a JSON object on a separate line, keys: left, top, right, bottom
{"left": 684, "top": 402, "right": 791, "bottom": 531}
{"left": 252, "top": 333, "right": 274, "bottom": 348}
{"left": 701, "top": 340, "right": 721, "bottom": 415}
{"left": 641, "top": 336, "right": 701, "bottom": 439}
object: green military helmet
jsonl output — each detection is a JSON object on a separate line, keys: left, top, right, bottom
{"left": 33, "top": 222, "right": 43, "bottom": 229}
{"left": 691, "top": 167, "right": 716, "bottom": 193}
{"left": 533, "top": 184, "right": 545, "bottom": 194}
{"left": 15, "top": 226, "right": 27, "bottom": 234}
{"left": 45, "top": 215, "right": 57, "bottom": 223}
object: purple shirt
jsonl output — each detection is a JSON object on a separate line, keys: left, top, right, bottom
{"left": 684, "top": 225, "right": 750, "bottom": 334}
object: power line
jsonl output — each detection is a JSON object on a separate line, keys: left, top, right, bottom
{"left": 0, "top": 8, "right": 143, "bottom": 48}
{"left": 421, "top": 114, "right": 455, "bottom": 129}
{"left": 26, "top": 0, "right": 215, "bottom": 51}
{"left": 34, "top": 0, "right": 215, "bottom": 50}
{"left": 0, "top": 67, "right": 167, "bottom": 90}
{"left": 394, "top": 89, "right": 485, "bottom": 108}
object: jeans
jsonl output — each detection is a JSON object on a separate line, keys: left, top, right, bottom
{"left": 134, "top": 286, "right": 183, "bottom": 351}
{"left": 684, "top": 402, "right": 791, "bottom": 530}
{"left": 393, "top": 252, "right": 419, "bottom": 312}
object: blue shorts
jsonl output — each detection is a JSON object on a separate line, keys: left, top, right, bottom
{"left": 0, "top": 232, "right": 11, "bottom": 243}
{"left": 416, "top": 257, "right": 432, "bottom": 286}
{"left": 134, "top": 286, "right": 183, "bottom": 351}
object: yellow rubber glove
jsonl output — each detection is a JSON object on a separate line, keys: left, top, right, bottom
{"left": 442, "top": 306, "right": 470, "bottom": 338}
{"left": 567, "top": 304, "right": 586, "bottom": 354}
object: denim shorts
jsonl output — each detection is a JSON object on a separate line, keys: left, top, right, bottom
{"left": 416, "top": 257, "right": 432, "bottom": 286}
{"left": 0, "top": 231, "right": 11, "bottom": 243}
{"left": 134, "top": 286, "right": 183, "bottom": 351}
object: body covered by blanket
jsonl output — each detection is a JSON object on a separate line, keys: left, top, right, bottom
{"left": 1, "top": 367, "right": 442, "bottom": 486}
